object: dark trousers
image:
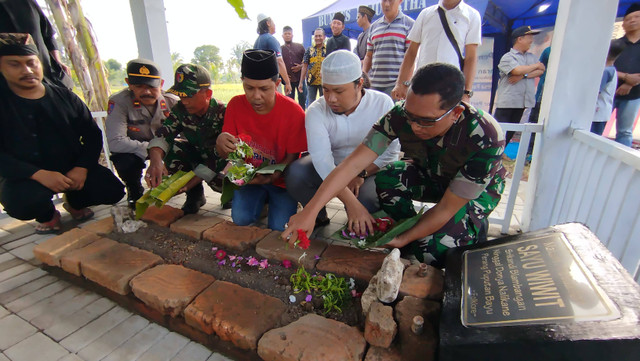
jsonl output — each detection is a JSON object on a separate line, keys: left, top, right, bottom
{"left": 494, "top": 108, "right": 525, "bottom": 145}
{"left": 0, "top": 165, "right": 124, "bottom": 222}
{"left": 111, "top": 153, "right": 145, "bottom": 190}
{"left": 288, "top": 81, "right": 307, "bottom": 110}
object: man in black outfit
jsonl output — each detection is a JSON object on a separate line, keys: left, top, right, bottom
{"left": 0, "top": 33, "right": 124, "bottom": 234}
{"left": 326, "top": 12, "right": 351, "bottom": 55}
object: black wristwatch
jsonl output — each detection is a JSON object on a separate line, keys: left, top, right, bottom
{"left": 463, "top": 89, "right": 474, "bottom": 98}
{"left": 523, "top": 73, "right": 529, "bottom": 79}
{"left": 358, "top": 169, "right": 368, "bottom": 178}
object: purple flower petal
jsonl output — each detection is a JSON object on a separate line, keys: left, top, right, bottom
{"left": 231, "top": 262, "right": 236, "bottom": 268}
{"left": 314, "top": 255, "right": 320, "bottom": 260}
{"left": 218, "top": 259, "right": 226, "bottom": 265}
{"left": 236, "top": 268, "right": 241, "bottom": 272}
{"left": 211, "top": 247, "right": 218, "bottom": 251}
{"left": 305, "top": 294, "right": 312, "bottom": 302}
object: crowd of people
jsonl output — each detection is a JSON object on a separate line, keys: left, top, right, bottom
{"left": 1, "top": 0, "right": 638, "bottom": 267}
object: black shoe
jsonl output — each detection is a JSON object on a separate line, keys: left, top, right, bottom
{"left": 126, "top": 183, "right": 144, "bottom": 209}
{"left": 208, "top": 173, "right": 225, "bottom": 193}
{"left": 222, "top": 199, "right": 232, "bottom": 209}
{"left": 315, "top": 215, "right": 330, "bottom": 228}
{"left": 182, "top": 183, "right": 206, "bottom": 215}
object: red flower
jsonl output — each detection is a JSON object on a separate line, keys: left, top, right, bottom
{"left": 296, "top": 229, "right": 311, "bottom": 249}
{"left": 238, "top": 133, "right": 252, "bottom": 143}
{"left": 215, "top": 249, "right": 226, "bottom": 260}
{"left": 282, "top": 259, "right": 292, "bottom": 269}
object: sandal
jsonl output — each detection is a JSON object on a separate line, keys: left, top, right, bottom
{"left": 35, "top": 210, "right": 61, "bottom": 234}
{"left": 63, "top": 203, "right": 95, "bottom": 221}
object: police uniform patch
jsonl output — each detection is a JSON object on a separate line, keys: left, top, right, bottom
{"left": 127, "top": 126, "right": 141, "bottom": 132}
{"left": 133, "top": 100, "right": 141, "bottom": 108}
{"left": 160, "top": 99, "right": 171, "bottom": 117}
{"left": 107, "top": 100, "right": 115, "bottom": 114}
{"left": 176, "top": 73, "right": 184, "bottom": 83}
{"left": 139, "top": 65, "right": 150, "bottom": 75}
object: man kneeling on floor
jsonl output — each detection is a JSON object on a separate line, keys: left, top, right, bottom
{"left": 0, "top": 33, "right": 125, "bottom": 234}
{"left": 285, "top": 50, "right": 400, "bottom": 230}
{"left": 145, "top": 64, "right": 227, "bottom": 214}
{"left": 283, "top": 63, "right": 506, "bottom": 268}
{"left": 216, "top": 49, "right": 306, "bottom": 231}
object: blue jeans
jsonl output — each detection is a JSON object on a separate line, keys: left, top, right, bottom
{"left": 306, "top": 85, "right": 323, "bottom": 108}
{"left": 231, "top": 184, "right": 298, "bottom": 231}
{"left": 613, "top": 97, "right": 640, "bottom": 147}
{"left": 590, "top": 121, "right": 607, "bottom": 136}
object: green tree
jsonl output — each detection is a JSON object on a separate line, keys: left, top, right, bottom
{"left": 171, "top": 52, "right": 183, "bottom": 71}
{"left": 105, "top": 58, "right": 121, "bottom": 72}
{"left": 192, "top": 45, "right": 223, "bottom": 81}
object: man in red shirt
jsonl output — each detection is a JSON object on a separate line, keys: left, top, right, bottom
{"left": 216, "top": 49, "right": 307, "bottom": 231}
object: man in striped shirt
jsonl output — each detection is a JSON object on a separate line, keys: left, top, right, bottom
{"left": 363, "top": 0, "right": 414, "bottom": 99}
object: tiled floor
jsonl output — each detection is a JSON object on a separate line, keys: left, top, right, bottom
{"left": 0, "top": 177, "right": 524, "bottom": 360}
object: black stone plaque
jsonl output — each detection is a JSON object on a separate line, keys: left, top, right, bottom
{"left": 461, "top": 233, "right": 619, "bottom": 327}
{"left": 439, "top": 223, "right": 640, "bottom": 361}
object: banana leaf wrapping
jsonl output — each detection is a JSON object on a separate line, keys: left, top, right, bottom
{"left": 334, "top": 208, "right": 426, "bottom": 249}
{"left": 135, "top": 170, "right": 195, "bottom": 219}
{"left": 220, "top": 160, "right": 287, "bottom": 204}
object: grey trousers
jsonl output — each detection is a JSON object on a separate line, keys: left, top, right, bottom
{"left": 285, "top": 155, "right": 380, "bottom": 219}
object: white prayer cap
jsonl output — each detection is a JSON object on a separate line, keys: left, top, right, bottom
{"left": 321, "top": 50, "right": 362, "bottom": 85}
{"left": 257, "top": 13, "right": 269, "bottom": 23}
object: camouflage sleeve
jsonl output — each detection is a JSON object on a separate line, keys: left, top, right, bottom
{"left": 449, "top": 146, "right": 503, "bottom": 200}
{"left": 148, "top": 110, "right": 184, "bottom": 153}
{"left": 362, "top": 107, "right": 399, "bottom": 156}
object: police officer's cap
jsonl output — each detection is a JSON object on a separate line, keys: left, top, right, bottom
{"left": 127, "top": 58, "right": 162, "bottom": 87}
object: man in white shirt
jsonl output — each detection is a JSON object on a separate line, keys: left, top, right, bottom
{"left": 285, "top": 50, "right": 400, "bottom": 228}
{"left": 392, "top": 0, "right": 481, "bottom": 101}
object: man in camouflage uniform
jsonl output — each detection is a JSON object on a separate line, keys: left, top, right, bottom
{"left": 105, "top": 58, "right": 178, "bottom": 208}
{"left": 282, "top": 63, "right": 505, "bottom": 268}
{"left": 145, "top": 64, "right": 226, "bottom": 214}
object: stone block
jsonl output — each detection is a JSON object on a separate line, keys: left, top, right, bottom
{"left": 365, "top": 301, "right": 397, "bottom": 348}
{"left": 33, "top": 228, "right": 101, "bottom": 267}
{"left": 376, "top": 248, "right": 403, "bottom": 303}
{"left": 169, "top": 214, "right": 225, "bottom": 239}
{"left": 60, "top": 238, "right": 119, "bottom": 276}
{"left": 258, "top": 313, "right": 366, "bottom": 361}
{"left": 394, "top": 296, "right": 440, "bottom": 361}
{"left": 80, "top": 242, "right": 163, "bottom": 295}
{"left": 364, "top": 346, "right": 402, "bottom": 361}
{"left": 316, "top": 245, "right": 387, "bottom": 282}
{"left": 184, "top": 281, "right": 286, "bottom": 350}
{"left": 399, "top": 263, "right": 444, "bottom": 300}
{"left": 130, "top": 264, "right": 215, "bottom": 317}
{"left": 255, "top": 231, "right": 327, "bottom": 269}
{"left": 142, "top": 205, "right": 184, "bottom": 227}
{"left": 81, "top": 217, "right": 115, "bottom": 235}
{"left": 202, "top": 221, "right": 270, "bottom": 251}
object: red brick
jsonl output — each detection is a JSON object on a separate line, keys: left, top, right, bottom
{"left": 169, "top": 214, "right": 225, "bottom": 239}
{"left": 255, "top": 231, "right": 328, "bottom": 269}
{"left": 60, "top": 238, "right": 119, "bottom": 276}
{"left": 365, "top": 301, "right": 397, "bottom": 348}
{"left": 142, "top": 205, "right": 184, "bottom": 227}
{"left": 394, "top": 296, "right": 440, "bottom": 361}
{"left": 130, "top": 264, "right": 214, "bottom": 317}
{"left": 183, "top": 281, "right": 286, "bottom": 350}
{"left": 399, "top": 264, "right": 444, "bottom": 300}
{"left": 316, "top": 245, "right": 387, "bottom": 282}
{"left": 202, "top": 221, "right": 271, "bottom": 251}
{"left": 33, "top": 228, "right": 101, "bottom": 267}
{"left": 80, "top": 242, "right": 163, "bottom": 295}
{"left": 258, "top": 313, "right": 366, "bottom": 361}
{"left": 364, "top": 346, "right": 402, "bottom": 361}
{"left": 81, "top": 216, "right": 115, "bottom": 235}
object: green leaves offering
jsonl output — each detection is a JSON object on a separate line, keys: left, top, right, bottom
{"left": 335, "top": 209, "right": 426, "bottom": 249}
{"left": 135, "top": 171, "right": 195, "bottom": 219}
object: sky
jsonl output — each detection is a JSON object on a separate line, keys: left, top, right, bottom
{"left": 39, "top": 0, "right": 336, "bottom": 66}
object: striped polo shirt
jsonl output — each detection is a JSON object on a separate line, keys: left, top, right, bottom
{"left": 367, "top": 10, "right": 414, "bottom": 89}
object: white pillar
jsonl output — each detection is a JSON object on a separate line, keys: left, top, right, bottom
{"left": 129, "top": 0, "right": 173, "bottom": 90}
{"left": 524, "top": 0, "right": 618, "bottom": 231}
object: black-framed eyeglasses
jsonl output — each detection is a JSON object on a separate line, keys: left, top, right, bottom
{"left": 402, "top": 102, "right": 459, "bottom": 128}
